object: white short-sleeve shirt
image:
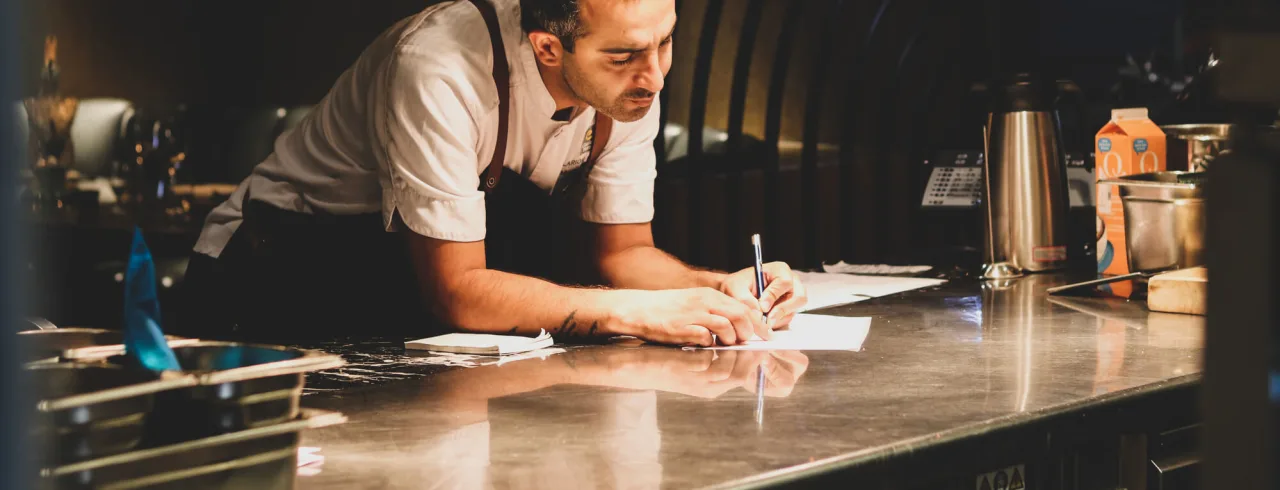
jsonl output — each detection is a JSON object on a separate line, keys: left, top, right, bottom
{"left": 193, "top": 0, "right": 659, "bottom": 258}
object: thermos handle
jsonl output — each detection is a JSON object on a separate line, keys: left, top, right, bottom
{"left": 1054, "top": 79, "right": 1082, "bottom": 98}
{"left": 1053, "top": 79, "right": 1089, "bottom": 152}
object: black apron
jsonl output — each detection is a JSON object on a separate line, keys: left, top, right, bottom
{"left": 179, "top": 0, "right": 614, "bottom": 342}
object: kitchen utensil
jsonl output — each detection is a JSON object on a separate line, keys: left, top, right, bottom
{"left": 1162, "top": 124, "right": 1231, "bottom": 172}
{"left": 1161, "top": 124, "right": 1278, "bottom": 172}
{"left": 1147, "top": 266, "right": 1207, "bottom": 315}
{"left": 103, "top": 341, "right": 344, "bottom": 444}
{"left": 1049, "top": 171, "right": 1206, "bottom": 297}
{"left": 17, "top": 328, "right": 197, "bottom": 365}
{"left": 1103, "top": 171, "right": 1206, "bottom": 273}
{"left": 1045, "top": 272, "right": 1150, "bottom": 295}
{"left": 40, "top": 408, "right": 347, "bottom": 490}
{"left": 27, "top": 362, "right": 198, "bottom": 466}
{"left": 981, "top": 73, "right": 1072, "bottom": 278}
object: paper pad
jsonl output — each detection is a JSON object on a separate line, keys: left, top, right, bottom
{"left": 796, "top": 271, "right": 946, "bottom": 311}
{"left": 706, "top": 314, "right": 871, "bottom": 351}
{"left": 405, "top": 329, "right": 554, "bottom": 355}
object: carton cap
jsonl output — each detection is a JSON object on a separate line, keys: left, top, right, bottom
{"left": 1111, "top": 108, "right": 1149, "bottom": 121}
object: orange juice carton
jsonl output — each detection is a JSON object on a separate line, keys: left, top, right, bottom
{"left": 1095, "top": 108, "right": 1166, "bottom": 275}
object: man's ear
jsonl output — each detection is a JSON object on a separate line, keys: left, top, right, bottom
{"left": 528, "top": 31, "right": 565, "bottom": 67}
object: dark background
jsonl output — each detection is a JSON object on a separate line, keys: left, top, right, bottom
{"left": 6, "top": 2, "right": 1278, "bottom": 489}
{"left": 15, "top": 0, "right": 1194, "bottom": 115}
{"left": 12, "top": 0, "right": 1234, "bottom": 328}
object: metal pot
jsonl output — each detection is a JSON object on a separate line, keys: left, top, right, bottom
{"left": 1100, "top": 171, "right": 1206, "bottom": 274}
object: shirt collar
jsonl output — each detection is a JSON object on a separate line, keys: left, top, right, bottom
{"left": 517, "top": 42, "right": 560, "bottom": 121}
{"left": 517, "top": 41, "right": 581, "bottom": 123}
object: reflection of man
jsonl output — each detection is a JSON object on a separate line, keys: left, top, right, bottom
{"left": 358, "top": 348, "right": 808, "bottom": 489}
{"left": 489, "top": 390, "right": 662, "bottom": 490}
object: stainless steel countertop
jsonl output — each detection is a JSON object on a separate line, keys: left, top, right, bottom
{"left": 296, "top": 273, "right": 1203, "bottom": 489}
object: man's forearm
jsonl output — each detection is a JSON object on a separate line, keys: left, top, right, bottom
{"left": 435, "top": 269, "right": 621, "bottom": 340}
{"left": 598, "top": 245, "right": 726, "bottom": 290}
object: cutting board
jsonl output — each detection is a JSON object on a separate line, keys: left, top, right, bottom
{"left": 1147, "top": 267, "right": 1207, "bottom": 315}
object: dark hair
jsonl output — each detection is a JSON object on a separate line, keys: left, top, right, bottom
{"left": 520, "top": 0, "right": 586, "bottom": 52}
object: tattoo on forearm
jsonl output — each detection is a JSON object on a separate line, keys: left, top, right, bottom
{"left": 507, "top": 326, "right": 519, "bottom": 334}
{"left": 552, "top": 311, "right": 600, "bottom": 342}
{"left": 557, "top": 311, "right": 578, "bottom": 336}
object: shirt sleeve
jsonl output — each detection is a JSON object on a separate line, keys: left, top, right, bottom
{"left": 374, "top": 52, "right": 489, "bottom": 242}
{"left": 579, "top": 98, "right": 660, "bottom": 224}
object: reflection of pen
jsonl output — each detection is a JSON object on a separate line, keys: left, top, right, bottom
{"left": 755, "top": 363, "right": 766, "bottom": 428}
{"left": 752, "top": 234, "right": 766, "bottom": 324}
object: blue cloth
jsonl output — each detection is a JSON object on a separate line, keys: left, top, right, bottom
{"left": 123, "top": 227, "right": 181, "bottom": 371}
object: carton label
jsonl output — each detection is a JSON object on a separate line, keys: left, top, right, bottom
{"left": 1095, "top": 108, "right": 1166, "bottom": 275}
{"left": 1099, "top": 152, "right": 1125, "bottom": 179}
{"left": 1097, "top": 183, "right": 1129, "bottom": 274}
{"left": 1033, "top": 246, "right": 1067, "bottom": 263}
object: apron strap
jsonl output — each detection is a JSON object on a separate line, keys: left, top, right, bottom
{"left": 579, "top": 111, "right": 613, "bottom": 187}
{"left": 469, "top": 0, "right": 510, "bottom": 193}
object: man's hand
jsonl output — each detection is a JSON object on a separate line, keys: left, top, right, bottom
{"left": 719, "top": 262, "right": 808, "bottom": 329}
{"left": 606, "top": 288, "right": 768, "bottom": 346}
{"left": 598, "top": 348, "right": 810, "bottom": 399}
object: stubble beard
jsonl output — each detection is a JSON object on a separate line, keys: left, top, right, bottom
{"left": 561, "top": 61, "right": 652, "bottom": 123}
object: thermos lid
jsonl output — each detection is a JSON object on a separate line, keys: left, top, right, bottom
{"left": 992, "top": 72, "right": 1055, "bottom": 113}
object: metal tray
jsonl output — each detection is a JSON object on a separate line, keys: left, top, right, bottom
{"left": 41, "top": 409, "right": 347, "bottom": 490}
{"left": 102, "top": 342, "right": 345, "bottom": 444}
{"left": 18, "top": 328, "right": 198, "bottom": 365}
{"left": 27, "top": 363, "right": 199, "bottom": 466}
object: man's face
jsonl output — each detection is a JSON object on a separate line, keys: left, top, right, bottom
{"left": 561, "top": 0, "right": 676, "bottom": 122}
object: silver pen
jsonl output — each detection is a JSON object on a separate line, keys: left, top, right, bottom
{"left": 752, "top": 234, "right": 767, "bottom": 429}
{"left": 752, "top": 234, "right": 767, "bottom": 324}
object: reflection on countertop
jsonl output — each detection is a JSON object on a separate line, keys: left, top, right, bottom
{"left": 296, "top": 272, "right": 1203, "bottom": 489}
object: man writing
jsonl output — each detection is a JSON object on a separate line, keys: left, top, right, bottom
{"left": 183, "top": 0, "right": 807, "bottom": 345}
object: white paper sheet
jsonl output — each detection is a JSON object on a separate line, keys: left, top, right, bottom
{"left": 796, "top": 272, "right": 947, "bottom": 311}
{"left": 706, "top": 314, "right": 871, "bottom": 351}
{"left": 404, "top": 329, "right": 553, "bottom": 355}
